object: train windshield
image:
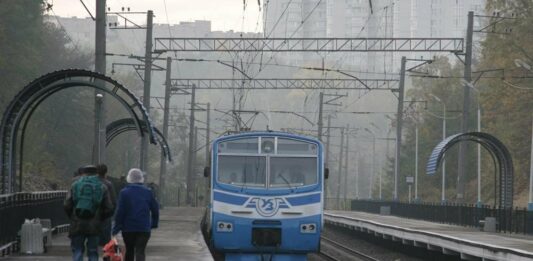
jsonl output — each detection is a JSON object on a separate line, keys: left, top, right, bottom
{"left": 216, "top": 136, "right": 319, "bottom": 189}
{"left": 218, "top": 156, "right": 267, "bottom": 187}
{"left": 269, "top": 157, "right": 317, "bottom": 188}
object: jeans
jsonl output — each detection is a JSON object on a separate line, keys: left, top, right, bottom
{"left": 70, "top": 234, "right": 99, "bottom": 261}
{"left": 122, "top": 232, "right": 150, "bottom": 261}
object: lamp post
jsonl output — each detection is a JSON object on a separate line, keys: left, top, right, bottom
{"left": 430, "top": 94, "right": 447, "bottom": 203}
{"left": 462, "top": 80, "right": 482, "bottom": 207}
{"left": 364, "top": 128, "right": 376, "bottom": 199}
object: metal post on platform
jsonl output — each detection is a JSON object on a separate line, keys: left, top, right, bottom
{"left": 408, "top": 184, "right": 412, "bottom": 203}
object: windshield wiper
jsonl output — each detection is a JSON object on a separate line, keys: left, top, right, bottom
{"left": 278, "top": 173, "right": 294, "bottom": 192}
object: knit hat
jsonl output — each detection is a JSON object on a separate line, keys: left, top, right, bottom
{"left": 127, "top": 168, "right": 144, "bottom": 183}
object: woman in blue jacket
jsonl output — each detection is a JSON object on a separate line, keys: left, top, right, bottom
{"left": 112, "top": 168, "right": 159, "bottom": 261}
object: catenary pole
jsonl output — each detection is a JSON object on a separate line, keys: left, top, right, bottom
{"left": 94, "top": 0, "right": 106, "bottom": 164}
{"left": 394, "top": 56, "right": 407, "bottom": 200}
{"left": 343, "top": 125, "right": 349, "bottom": 209}
{"left": 336, "top": 127, "right": 344, "bottom": 209}
{"left": 140, "top": 10, "right": 154, "bottom": 172}
{"left": 318, "top": 92, "right": 324, "bottom": 141}
{"left": 324, "top": 115, "right": 331, "bottom": 208}
{"left": 186, "top": 84, "right": 196, "bottom": 205}
{"left": 458, "top": 11, "right": 474, "bottom": 202}
{"left": 159, "top": 57, "right": 171, "bottom": 205}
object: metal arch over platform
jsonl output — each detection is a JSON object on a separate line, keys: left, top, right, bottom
{"left": 153, "top": 37, "right": 464, "bottom": 53}
{"left": 0, "top": 69, "right": 157, "bottom": 193}
{"left": 170, "top": 78, "right": 398, "bottom": 91}
{"left": 106, "top": 118, "right": 172, "bottom": 162}
{"left": 426, "top": 132, "right": 513, "bottom": 208}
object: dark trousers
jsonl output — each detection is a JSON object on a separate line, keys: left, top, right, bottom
{"left": 99, "top": 219, "right": 112, "bottom": 246}
{"left": 122, "top": 232, "right": 150, "bottom": 261}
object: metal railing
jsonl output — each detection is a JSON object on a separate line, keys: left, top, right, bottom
{"left": 350, "top": 199, "right": 533, "bottom": 235}
{"left": 0, "top": 191, "right": 68, "bottom": 256}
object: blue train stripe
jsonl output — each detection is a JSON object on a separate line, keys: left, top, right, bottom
{"left": 285, "top": 193, "right": 321, "bottom": 206}
{"left": 214, "top": 191, "right": 249, "bottom": 205}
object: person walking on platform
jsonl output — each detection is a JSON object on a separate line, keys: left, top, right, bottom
{"left": 64, "top": 165, "right": 114, "bottom": 261}
{"left": 97, "top": 164, "right": 117, "bottom": 246}
{"left": 112, "top": 168, "right": 159, "bottom": 261}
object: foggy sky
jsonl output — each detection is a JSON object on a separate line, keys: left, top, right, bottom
{"left": 51, "top": 0, "right": 263, "bottom": 32}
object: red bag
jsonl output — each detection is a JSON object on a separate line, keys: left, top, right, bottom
{"left": 103, "top": 238, "right": 124, "bottom": 261}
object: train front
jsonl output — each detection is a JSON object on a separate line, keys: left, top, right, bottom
{"left": 209, "top": 132, "right": 324, "bottom": 261}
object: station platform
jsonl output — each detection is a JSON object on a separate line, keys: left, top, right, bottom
{"left": 4, "top": 207, "right": 213, "bottom": 261}
{"left": 325, "top": 210, "right": 533, "bottom": 261}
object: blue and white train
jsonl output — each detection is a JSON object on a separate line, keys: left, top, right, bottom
{"left": 202, "top": 131, "right": 327, "bottom": 261}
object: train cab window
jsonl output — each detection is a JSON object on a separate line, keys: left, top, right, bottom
{"left": 277, "top": 138, "right": 317, "bottom": 155}
{"left": 269, "top": 157, "right": 318, "bottom": 188}
{"left": 218, "top": 138, "right": 258, "bottom": 154}
{"left": 218, "top": 156, "right": 266, "bottom": 187}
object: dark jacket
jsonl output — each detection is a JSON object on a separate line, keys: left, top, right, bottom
{"left": 99, "top": 177, "right": 117, "bottom": 209}
{"left": 112, "top": 184, "right": 159, "bottom": 235}
{"left": 64, "top": 176, "right": 114, "bottom": 236}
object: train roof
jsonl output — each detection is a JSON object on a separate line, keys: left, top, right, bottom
{"left": 213, "top": 130, "right": 321, "bottom": 144}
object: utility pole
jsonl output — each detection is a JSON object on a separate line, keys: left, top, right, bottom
{"left": 318, "top": 92, "right": 324, "bottom": 141}
{"left": 94, "top": 0, "right": 106, "bottom": 164}
{"left": 186, "top": 84, "right": 197, "bottom": 205}
{"left": 394, "top": 56, "right": 407, "bottom": 200}
{"left": 336, "top": 127, "right": 344, "bottom": 209}
{"left": 458, "top": 11, "right": 474, "bottom": 202}
{"left": 343, "top": 125, "right": 349, "bottom": 209}
{"left": 140, "top": 10, "right": 154, "bottom": 172}
{"left": 159, "top": 57, "right": 171, "bottom": 205}
{"left": 206, "top": 103, "right": 211, "bottom": 165}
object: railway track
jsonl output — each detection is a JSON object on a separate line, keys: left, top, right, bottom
{"left": 319, "top": 236, "right": 380, "bottom": 261}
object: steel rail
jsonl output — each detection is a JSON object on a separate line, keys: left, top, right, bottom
{"left": 321, "top": 236, "right": 380, "bottom": 261}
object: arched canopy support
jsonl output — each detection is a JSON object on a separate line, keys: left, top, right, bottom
{"left": 1, "top": 70, "right": 157, "bottom": 193}
{"left": 426, "top": 132, "right": 514, "bottom": 208}
{"left": 106, "top": 118, "right": 172, "bottom": 162}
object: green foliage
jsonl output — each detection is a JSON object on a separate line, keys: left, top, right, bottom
{"left": 390, "top": 0, "right": 533, "bottom": 206}
{"left": 0, "top": 0, "right": 93, "bottom": 190}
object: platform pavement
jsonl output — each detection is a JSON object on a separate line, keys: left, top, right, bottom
{"left": 325, "top": 210, "right": 533, "bottom": 261}
{"left": 4, "top": 207, "right": 213, "bottom": 261}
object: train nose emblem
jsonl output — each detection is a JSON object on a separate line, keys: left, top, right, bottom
{"left": 254, "top": 198, "right": 280, "bottom": 217}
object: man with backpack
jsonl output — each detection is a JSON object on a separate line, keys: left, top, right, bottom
{"left": 64, "top": 165, "right": 114, "bottom": 261}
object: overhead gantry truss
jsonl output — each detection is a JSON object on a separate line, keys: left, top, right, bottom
{"left": 170, "top": 78, "right": 398, "bottom": 91}
{"left": 154, "top": 37, "right": 464, "bottom": 53}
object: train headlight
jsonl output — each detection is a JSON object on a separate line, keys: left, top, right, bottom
{"left": 216, "top": 221, "right": 233, "bottom": 232}
{"left": 300, "top": 223, "right": 317, "bottom": 233}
